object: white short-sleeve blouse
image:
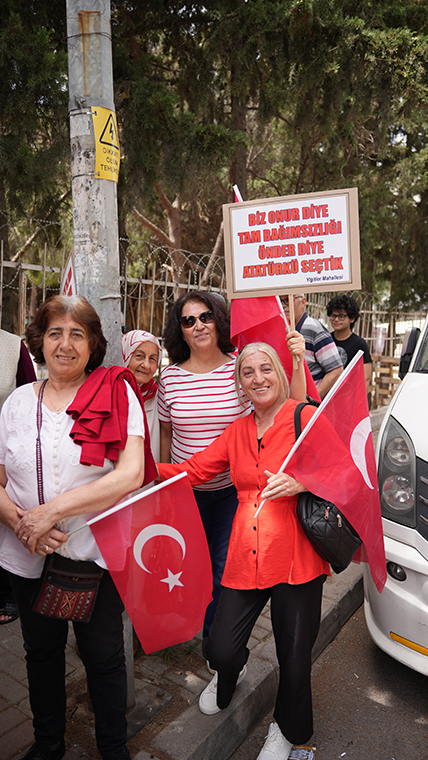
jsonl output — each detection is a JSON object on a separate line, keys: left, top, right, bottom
{"left": 0, "top": 381, "right": 145, "bottom": 579}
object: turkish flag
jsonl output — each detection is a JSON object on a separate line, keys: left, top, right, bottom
{"left": 88, "top": 473, "right": 212, "bottom": 653}
{"left": 60, "top": 249, "right": 76, "bottom": 296}
{"left": 284, "top": 352, "right": 386, "bottom": 592}
{"left": 230, "top": 296, "right": 320, "bottom": 401}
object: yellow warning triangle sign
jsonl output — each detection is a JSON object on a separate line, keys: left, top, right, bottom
{"left": 99, "top": 113, "right": 120, "bottom": 150}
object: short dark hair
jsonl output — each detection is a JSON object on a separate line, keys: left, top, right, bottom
{"left": 163, "top": 291, "right": 235, "bottom": 364}
{"left": 26, "top": 295, "right": 107, "bottom": 371}
{"left": 327, "top": 294, "right": 360, "bottom": 329}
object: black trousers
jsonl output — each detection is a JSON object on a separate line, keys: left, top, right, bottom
{"left": 0, "top": 566, "right": 15, "bottom": 605}
{"left": 202, "top": 575, "right": 325, "bottom": 746}
{"left": 10, "top": 570, "right": 129, "bottom": 760}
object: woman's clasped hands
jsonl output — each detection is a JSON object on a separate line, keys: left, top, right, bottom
{"left": 15, "top": 504, "right": 68, "bottom": 556}
{"left": 261, "top": 470, "right": 307, "bottom": 501}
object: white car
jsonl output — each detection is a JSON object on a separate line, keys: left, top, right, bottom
{"left": 364, "top": 319, "right": 428, "bottom": 675}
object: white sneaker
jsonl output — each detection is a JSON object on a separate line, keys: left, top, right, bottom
{"left": 206, "top": 659, "right": 216, "bottom": 675}
{"left": 256, "top": 722, "right": 293, "bottom": 760}
{"left": 198, "top": 664, "right": 247, "bottom": 715}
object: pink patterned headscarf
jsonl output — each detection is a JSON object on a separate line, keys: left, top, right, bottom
{"left": 121, "top": 330, "right": 162, "bottom": 399}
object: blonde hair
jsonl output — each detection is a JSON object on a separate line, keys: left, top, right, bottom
{"left": 234, "top": 342, "right": 290, "bottom": 405}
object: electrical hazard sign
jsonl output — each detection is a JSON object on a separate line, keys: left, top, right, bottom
{"left": 92, "top": 107, "right": 120, "bottom": 182}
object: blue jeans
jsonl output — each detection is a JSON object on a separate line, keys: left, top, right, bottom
{"left": 193, "top": 483, "right": 238, "bottom": 638}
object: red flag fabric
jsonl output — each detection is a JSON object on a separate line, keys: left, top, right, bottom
{"left": 233, "top": 184, "right": 244, "bottom": 202}
{"left": 285, "top": 353, "right": 386, "bottom": 592}
{"left": 230, "top": 296, "right": 320, "bottom": 402}
{"left": 60, "top": 250, "right": 76, "bottom": 296}
{"left": 88, "top": 473, "right": 212, "bottom": 653}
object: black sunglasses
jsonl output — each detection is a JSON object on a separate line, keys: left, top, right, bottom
{"left": 180, "top": 310, "right": 215, "bottom": 329}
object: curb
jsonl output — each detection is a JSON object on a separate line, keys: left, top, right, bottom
{"left": 151, "top": 564, "right": 364, "bottom": 760}
{"left": 147, "top": 406, "right": 376, "bottom": 759}
{"left": 0, "top": 564, "right": 364, "bottom": 760}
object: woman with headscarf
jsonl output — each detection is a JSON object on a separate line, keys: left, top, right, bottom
{"left": 122, "top": 330, "right": 162, "bottom": 461}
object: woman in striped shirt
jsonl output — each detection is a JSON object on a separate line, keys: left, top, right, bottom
{"left": 158, "top": 291, "right": 305, "bottom": 641}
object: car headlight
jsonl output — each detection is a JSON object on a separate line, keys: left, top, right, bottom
{"left": 382, "top": 475, "right": 414, "bottom": 512}
{"left": 378, "top": 417, "right": 416, "bottom": 527}
{"left": 385, "top": 437, "right": 411, "bottom": 467}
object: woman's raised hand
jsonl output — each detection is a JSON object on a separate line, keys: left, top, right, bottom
{"left": 262, "top": 470, "right": 307, "bottom": 501}
{"left": 286, "top": 330, "right": 305, "bottom": 358}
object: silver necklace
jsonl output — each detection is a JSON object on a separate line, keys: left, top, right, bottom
{"left": 45, "top": 383, "right": 75, "bottom": 414}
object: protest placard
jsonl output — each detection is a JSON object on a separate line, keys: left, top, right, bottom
{"left": 223, "top": 187, "right": 360, "bottom": 299}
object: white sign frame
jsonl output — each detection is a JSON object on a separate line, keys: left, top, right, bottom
{"left": 223, "top": 187, "right": 360, "bottom": 299}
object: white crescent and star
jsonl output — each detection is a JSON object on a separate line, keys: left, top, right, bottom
{"left": 350, "top": 416, "right": 374, "bottom": 490}
{"left": 161, "top": 569, "right": 184, "bottom": 592}
{"left": 133, "top": 524, "right": 186, "bottom": 592}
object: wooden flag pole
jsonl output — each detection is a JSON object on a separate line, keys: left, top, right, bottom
{"left": 286, "top": 295, "right": 298, "bottom": 371}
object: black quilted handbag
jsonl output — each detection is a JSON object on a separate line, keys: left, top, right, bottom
{"left": 294, "top": 403, "right": 362, "bottom": 574}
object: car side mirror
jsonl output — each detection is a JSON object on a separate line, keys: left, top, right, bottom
{"left": 399, "top": 327, "right": 421, "bottom": 379}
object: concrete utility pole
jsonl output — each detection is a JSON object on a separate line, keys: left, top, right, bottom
{"left": 66, "top": 1, "right": 142, "bottom": 718}
{"left": 66, "top": 0, "right": 122, "bottom": 366}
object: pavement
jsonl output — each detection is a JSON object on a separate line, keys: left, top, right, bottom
{"left": 0, "top": 408, "right": 385, "bottom": 760}
{"left": 0, "top": 564, "right": 364, "bottom": 760}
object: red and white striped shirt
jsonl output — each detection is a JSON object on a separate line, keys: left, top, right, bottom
{"left": 157, "top": 357, "right": 251, "bottom": 490}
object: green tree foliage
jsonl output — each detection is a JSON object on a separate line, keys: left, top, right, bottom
{"left": 0, "top": 2, "right": 69, "bottom": 255}
{"left": 238, "top": 0, "right": 428, "bottom": 306}
{"left": 110, "top": 1, "right": 428, "bottom": 307}
{"left": 112, "top": 3, "right": 240, "bottom": 201}
{"left": 0, "top": 1, "right": 69, "bottom": 328}
{"left": 4, "top": 1, "right": 428, "bottom": 309}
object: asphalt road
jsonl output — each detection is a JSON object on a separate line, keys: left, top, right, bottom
{"left": 229, "top": 604, "right": 428, "bottom": 760}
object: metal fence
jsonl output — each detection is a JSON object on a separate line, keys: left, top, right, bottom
{"left": 306, "top": 290, "right": 426, "bottom": 359}
{"left": 121, "top": 245, "right": 225, "bottom": 338}
{"left": 1, "top": 242, "right": 426, "bottom": 363}
{"left": 0, "top": 242, "right": 226, "bottom": 338}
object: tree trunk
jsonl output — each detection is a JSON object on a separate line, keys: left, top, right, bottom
{"left": 117, "top": 180, "right": 129, "bottom": 279}
{"left": 152, "top": 185, "right": 185, "bottom": 299}
{"left": 389, "top": 209, "right": 404, "bottom": 309}
{"left": 0, "top": 174, "right": 18, "bottom": 333}
{"left": 132, "top": 185, "right": 187, "bottom": 300}
{"left": 228, "top": 71, "right": 247, "bottom": 201}
{"left": 166, "top": 195, "right": 185, "bottom": 299}
{"left": 201, "top": 222, "right": 224, "bottom": 286}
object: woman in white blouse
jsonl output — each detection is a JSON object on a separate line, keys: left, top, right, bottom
{"left": 0, "top": 295, "right": 146, "bottom": 760}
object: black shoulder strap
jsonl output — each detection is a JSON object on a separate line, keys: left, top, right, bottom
{"left": 293, "top": 401, "right": 309, "bottom": 440}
